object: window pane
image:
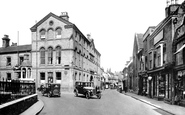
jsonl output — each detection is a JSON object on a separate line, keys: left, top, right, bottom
{"left": 7, "top": 73, "right": 11, "bottom": 80}
{"left": 48, "top": 29, "right": 54, "bottom": 39}
{"left": 40, "top": 29, "right": 46, "bottom": 39}
{"left": 7, "top": 57, "right": 11, "bottom": 66}
{"left": 40, "top": 73, "right": 45, "bottom": 80}
{"left": 56, "top": 72, "right": 61, "bottom": 80}
{"left": 40, "top": 48, "right": 45, "bottom": 64}
{"left": 48, "top": 48, "right": 53, "bottom": 64}
{"left": 56, "top": 47, "right": 61, "bottom": 64}
{"left": 56, "top": 28, "right": 62, "bottom": 35}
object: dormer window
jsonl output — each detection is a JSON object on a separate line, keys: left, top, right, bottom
{"left": 40, "top": 29, "right": 46, "bottom": 39}
{"left": 55, "top": 27, "right": 62, "bottom": 38}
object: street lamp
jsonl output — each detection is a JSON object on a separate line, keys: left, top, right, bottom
{"left": 148, "top": 76, "right": 152, "bottom": 98}
{"left": 148, "top": 76, "right": 152, "bottom": 80}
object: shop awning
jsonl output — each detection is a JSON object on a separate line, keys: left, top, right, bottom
{"left": 174, "top": 44, "right": 185, "bottom": 54}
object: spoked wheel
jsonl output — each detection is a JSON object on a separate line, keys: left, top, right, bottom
{"left": 86, "top": 92, "right": 90, "bottom": 99}
{"left": 47, "top": 93, "right": 50, "bottom": 98}
{"left": 97, "top": 93, "right": 101, "bottom": 99}
{"left": 75, "top": 90, "right": 78, "bottom": 97}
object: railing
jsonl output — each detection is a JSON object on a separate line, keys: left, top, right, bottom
{"left": 0, "top": 80, "right": 36, "bottom": 105}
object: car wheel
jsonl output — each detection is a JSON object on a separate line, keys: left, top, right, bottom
{"left": 75, "top": 90, "right": 78, "bottom": 97}
{"left": 97, "top": 94, "right": 101, "bottom": 99}
{"left": 48, "top": 93, "right": 51, "bottom": 98}
{"left": 86, "top": 92, "right": 90, "bottom": 99}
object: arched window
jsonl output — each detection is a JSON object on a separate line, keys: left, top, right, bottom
{"left": 48, "top": 47, "right": 53, "bottom": 64}
{"left": 47, "top": 28, "right": 54, "bottom": 39}
{"left": 55, "top": 27, "right": 62, "bottom": 38}
{"left": 40, "top": 47, "right": 45, "bottom": 64}
{"left": 40, "top": 29, "right": 46, "bottom": 39}
{"left": 56, "top": 46, "right": 61, "bottom": 64}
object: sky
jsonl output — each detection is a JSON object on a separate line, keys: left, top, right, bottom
{"left": 0, "top": 0, "right": 184, "bottom": 72}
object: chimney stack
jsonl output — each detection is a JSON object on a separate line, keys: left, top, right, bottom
{"left": 165, "top": 0, "right": 180, "bottom": 17}
{"left": 87, "top": 34, "right": 91, "bottom": 39}
{"left": 2, "top": 35, "right": 10, "bottom": 48}
{"left": 60, "top": 12, "right": 69, "bottom": 21}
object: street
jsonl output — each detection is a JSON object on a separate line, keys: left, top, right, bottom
{"left": 38, "top": 89, "right": 173, "bottom": 115}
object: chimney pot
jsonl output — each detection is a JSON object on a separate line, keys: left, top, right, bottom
{"left": 2, "top": 34, "right": 10, "bottom": 47}
{"left": 60, "top": 12, "right": 69, "bottom": 21}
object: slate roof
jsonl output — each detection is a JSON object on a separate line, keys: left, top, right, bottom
{"left": 0, "top": 44, "right": 31, "bottom": 54}
{"left": 135, "top": 33, "right": 143, "bottom": 50}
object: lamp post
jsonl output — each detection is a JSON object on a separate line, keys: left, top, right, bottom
{"left": 148, "top": 76, "right": 152, "bottom": 98}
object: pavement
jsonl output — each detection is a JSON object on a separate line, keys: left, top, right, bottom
{"left": 123, "top": 92, "right": 185, "bottom": 115}
{"left": 20, "top": 91, "right": 185, "bottom": 115}
{"left": 20, "top": 98, "right": 44, "bottom": 115}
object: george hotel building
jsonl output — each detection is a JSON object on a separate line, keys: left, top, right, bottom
{"left": 30, "top": 12, "right": 101, "bottom": 92}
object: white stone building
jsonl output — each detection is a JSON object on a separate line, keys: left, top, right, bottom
{"left": 30, "top": 12, "right": 101, "bottom": 92}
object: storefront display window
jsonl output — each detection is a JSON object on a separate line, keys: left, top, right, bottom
{"left": 158, "top": 75, "right": 165, "bottom": 98}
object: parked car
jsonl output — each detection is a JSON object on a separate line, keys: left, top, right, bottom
{"left": 74, "top": 81, "right": 101, "bottom": 99}
{"left": 41, "top": 83, "right": 61, "bottom": 97}
{"left": 37, "top": 84, "right": 44, "bottom": 91}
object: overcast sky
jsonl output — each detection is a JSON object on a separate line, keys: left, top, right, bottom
{"left": 0, "top": 0, "right": 184, "bottom": 72}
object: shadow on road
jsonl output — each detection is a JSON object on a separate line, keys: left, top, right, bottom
{"left": 75, "top": 95, "right": 100, "bottom": 100}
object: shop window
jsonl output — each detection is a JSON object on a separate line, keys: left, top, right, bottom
{"left": 48, "top": 47, "right": 53, "bottom": 64}
{"left": 40, "top": 72, "right": 45, "bottom": 80}
{"left": 40, "top": 47, "right": 45, "bottom": 64}
{"left": 6, "top": 57, "right": 11, "bottom": 66}
{"left": 56, "top": 46, "right": 61, "bottom": 64}
{"left": 56, "top": 72, "right": 61, "bottom": 80}
{"left": 48, "top": 72, "right": 53, "bottom": 83}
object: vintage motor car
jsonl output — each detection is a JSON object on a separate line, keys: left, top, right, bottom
{"left": 74, "top": 81, "right": 101, "bottom": 99}
{"left": 41, "top": 83, "right": 61, "bottom": 97}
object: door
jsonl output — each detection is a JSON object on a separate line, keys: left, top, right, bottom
{"left": 48, "top": 72, "right": 53, "bottom": 83}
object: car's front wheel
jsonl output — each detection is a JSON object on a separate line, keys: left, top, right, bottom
{"left": 86, "top": 92, "right": 90, "bottom": 99}
{"left": 75, "top": 90, "right": 78, "bottom": 97}
{"left": 97, "top": 93, "right": 101, "bottom": 99}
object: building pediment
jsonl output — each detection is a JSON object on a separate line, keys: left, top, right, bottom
{"left": 30, "top": 12, "right": 73, "bottom": 32}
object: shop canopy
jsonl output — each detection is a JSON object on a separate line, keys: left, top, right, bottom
{"left": 174, "top": 44, "right": 185, "bottom": 54}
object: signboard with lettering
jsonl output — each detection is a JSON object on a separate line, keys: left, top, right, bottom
{"left": 154, "top": 30, "right": 163, "bottom": 45}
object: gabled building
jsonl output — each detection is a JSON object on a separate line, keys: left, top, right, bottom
{"left": 137, "top": 27, "right": 156, "bottom": 95}
{"left": 30, "top": 12, "right": 101, "bottom": 92}
{"left": 145, "top": 2, "right": 184, "bottom": 102}
{"left": 132, "top": 33, "right": 143, "bottom": 93}
{"left": 172, "top": 1, "right": 185, "bottom": 106}
{"left": 0, "top": 35, "right": 32, "bottom": 81}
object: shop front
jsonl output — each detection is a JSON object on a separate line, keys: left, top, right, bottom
{"left": 147, "top": 67, "right": 172, "bottom": 101}
{"left": 173, "top": 69, "right": 185, "bottom": 106}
